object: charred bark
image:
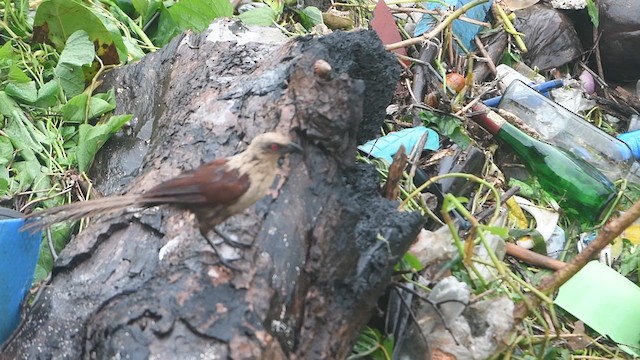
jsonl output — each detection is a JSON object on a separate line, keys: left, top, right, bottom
{"left": 3, "top": 21, "right": 424, "bottom": 359}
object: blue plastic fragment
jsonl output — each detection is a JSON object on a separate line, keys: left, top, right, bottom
{"left": 0, "top": 218, "right": 42, "bottom": 344}
{"left": 618, "top": 129, "right": 640, "bottom": 161}
{"left": 414, "top": 0, "right": 493, "bottom": 51}
{"left": 358, "top": 126, "right": 440, "bottom": 163}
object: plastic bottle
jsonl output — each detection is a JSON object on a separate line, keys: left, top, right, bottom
{"left": 496, "top": 64, "right": 545, "bottom": 91}
{"left": 471, "top": 103, "right": 616, "bottom": 222}
{"left": 497, "top": 80, "right": 635, "bottom": 182}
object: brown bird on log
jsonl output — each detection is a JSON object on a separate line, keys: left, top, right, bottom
{"left": 22, "top": 132, "right": 302, "bottom": 252}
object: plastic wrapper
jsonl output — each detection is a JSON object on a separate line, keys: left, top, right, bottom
{"left": 513, "top": 4, "right": 583, "bottom": 70}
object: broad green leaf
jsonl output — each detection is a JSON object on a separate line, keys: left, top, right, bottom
{"left": 132, "top": 0, "right": 149, "bottom": 16}
{"left": 0, "top": 91, "right": 23, "bottom": 117}
{"left": 0, "top": 92, "right": 46, "bottom": 161}
{"left": 60, "top": 93, "right": 88, "bottom": 123}
{"left": 76, "top": 114, "right": 132, "bottom": 171}
{"left": 31, "top": 166, "right": 59, "bottom": 208}
{"left": 139, "top": 0, "right": 163, "bottom": 25}
{"left": 58, "top": 30, "right": 95, "bottom": 67}
{"left": 0, "top": 42, "right": 14, "bottom": 61}
{"left": 122, "top": 37, "right": 146, "bottom": 61}
{"left": 420, "top": 111, "right": 472, "bottom": 149}
{"left": 0, "top": 177, "right": 8, "bottom": 197}
{"left": 93, "top": 88, "right": 116, "bottom": 106}
{"left": 34, "top": 222, "right": 73, "bottom": 283}
{"left": 12, "top": 159, "right": 43, "bottom": 192}
{"left": 54, "top": 30, "right": 95, "bottom": 98}
{"left": 60, "top": 93, "right": 115, "bottom": 123}
{"left": 0, "top": 136, "right": 14, "bottom": 165}
{"left": 239, "top": 7, "right": 278, "bottom": 26}
{"left": 8, "top": 64, "right": 31, "bottom": 83}
{"left": 5, "top": 81, "right": 38, "bottom": 104}
{"left": 0, "top": 167, "right": 10, "bottom": 196}
{"left": 35, "top": 80, "right": 61, "bottom": 108}
{"left": 115, "top": 0, "right": 136, "bottom": 17}
{"left": 297, "top": 6, "right": 323, "bottom": 30}
{"left": 54, "top": 63, "right": 85, "bottom": 98}
{"left": 168, "top": 0, "right": 233, "bottom": 32}
{"left": 400, "top": 252, "right": 422, "bottom": 271}
{"left": 151, "top": 6, "right": 182, "bottom": 47}
{"left": 264, "top": 0, "right": 284, "bottom": 12}
{"left": 33, "top": 0, "right": 124, "bottom": 65}
{"left": 86, "top": 97, "right": 116, "bottom": 120}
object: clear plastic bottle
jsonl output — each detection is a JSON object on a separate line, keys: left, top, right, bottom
{"left": 498, "top": 80, "right": 635, "bottom": 182}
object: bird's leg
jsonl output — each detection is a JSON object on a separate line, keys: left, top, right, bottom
{"left": 201, "top": 231, "right": 242, "bottom": 271}
{"left": 213, "top": 227, "right": 251, "bottom": 249}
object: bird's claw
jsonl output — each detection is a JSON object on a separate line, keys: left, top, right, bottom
{"left": 202, "top": 234, "right": 243, "bottom": 271}
{"left": 213, "top": 227, "right": 252, "bottom": 249}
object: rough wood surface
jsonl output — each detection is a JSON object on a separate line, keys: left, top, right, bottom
{"left": 3, "top": 21, "right": 425, "bottom": 359}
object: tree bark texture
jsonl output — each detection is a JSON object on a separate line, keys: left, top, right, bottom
{"left": 2, "top": 21, "right": 425, "bottom": 359}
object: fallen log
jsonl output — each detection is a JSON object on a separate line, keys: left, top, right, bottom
{"left": 3, "top": 21, "right": 424, "bottom": 359}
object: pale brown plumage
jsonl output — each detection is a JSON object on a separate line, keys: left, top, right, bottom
{"left": 22, "top": 132, "right": 302, "bottom": 237}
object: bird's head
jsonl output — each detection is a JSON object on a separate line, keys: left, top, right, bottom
{"left": 247, "top": 132, "right": 303, "bottom": 162}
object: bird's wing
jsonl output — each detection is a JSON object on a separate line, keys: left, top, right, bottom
{"left": 140, "top": 159, "right": 250, "bottom": 206}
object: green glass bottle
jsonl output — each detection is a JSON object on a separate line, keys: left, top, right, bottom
{"left": 471, "top": 103, "right": 616, "bottom": 221}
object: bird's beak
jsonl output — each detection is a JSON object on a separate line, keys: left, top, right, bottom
{"left": 284, "top": 142, "right": 303, "bottom": 154}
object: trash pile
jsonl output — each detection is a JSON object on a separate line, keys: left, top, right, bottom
{"left": 353, "top": 0, "right": 640, "bottom": 358}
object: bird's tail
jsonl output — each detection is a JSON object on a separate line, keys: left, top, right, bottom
{"left": 21, "top": 195, "right": 143, "bottom": 232}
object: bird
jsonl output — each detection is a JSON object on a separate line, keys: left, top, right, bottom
{"left": 22, "top": 132, "right": 302, "bottom": 261}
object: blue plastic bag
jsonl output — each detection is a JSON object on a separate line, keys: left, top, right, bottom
{"left": 414, "top": 0, "right": 493, "bottom": 51}
{"left": 0, "top": 214, "right": 42, "bottom": 344}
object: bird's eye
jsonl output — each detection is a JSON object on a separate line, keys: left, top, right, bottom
{"left": 269, "top": 143, "right": 281, "bottom": 152}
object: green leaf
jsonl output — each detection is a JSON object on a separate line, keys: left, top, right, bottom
{"left": 239, "top": 7, "right": 278, "bottom": 26}
{"left": 35, "top": 80, "right": 61, "bottom": 108}
{"left": 482, "top": 225, "right": 509, "bottom": 238}
{"left": 151, "top": 6, "right": 182, "bottom": 47}
{"left": 34, "top": 222, "right": 74, "bottom": 283}
{"left": 509, "top": 228, "right": 547, "bottom": 254}
{"left": 33, "top": 0, "right": 124, "bottom": 65}
{"left": 585, "top": 0, "right": 599, "bottom": 28}
{"left": 54, "top": 30, "right": 95, "bottom": 98}
{"left": 76, "top": 114, "right": 132, "bottom": 171}
{"left": 139, "top": 0, "right": 163, "bottom": 25}
{"left": 264, "top": 0, "right": 284, "bottom": 12}
{"left": 122, "top": 37, "right": 146, "bottom": 61}
{"left": 54, "top": 63, "right": 85, "bottom": 99}
{"left": 0, "top": 177, "right": 9, "bottom": 197}
{"left": 60, "top": 93, "right": 115, "bottom": 123}
{"left": 57, "top": 30, "right": 95, "bottom": 67}
{"left": 60, "top": 93, "right": 88, "bottom": 123}
{"left": 0, "top": 136, "right": 14, "bottom": 166}
{"left": 132, "top": 0, "right": 150, "bottom": 16}
{"left": 8, "top": 64, "right": 31, "bottom": 83}
{"left": 0, "top": 42, "right": 14, "bottom": 61}
{"left": 168, "top": 0, "right": 233, "bottom": 32}
{"left": 5, "top": 81, "right": 38, "bottom": 104}
{"left": 12, "top": 159, "right": 43, "bottom": 192}
{"left": 400, "top": 252, "right": 422, "bottom": 271}
{"left": 419, "top": 111, "right": 472, "bottom": 149}
{"left": 0, "top": 92, "right": 46, "bottom": 161}
{"left": 297, "top": 6, "right": 323, "bottom": 30}
{"left": 93, "top": 88, "right": 116, "bottom": 106}
{"left": 115, "top": 0, "right": 136, "bottom": 17}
